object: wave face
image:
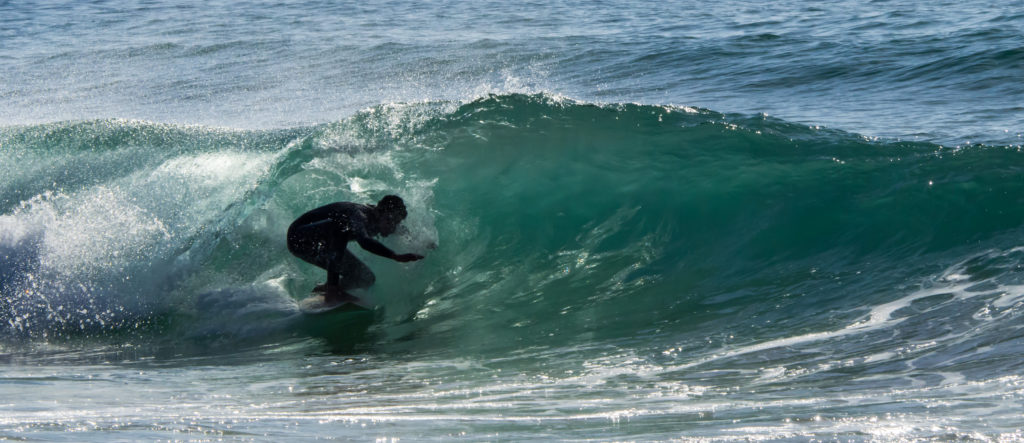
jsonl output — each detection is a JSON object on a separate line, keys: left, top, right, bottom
{"left": 3, "top": 94, "right": 1024, "bottom": 345}
{"left": 3, "top": 94, "right": 1024, "bottom": 437}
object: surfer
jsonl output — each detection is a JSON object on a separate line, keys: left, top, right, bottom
{"left": 287, "top": 195, "right": 424, "bottom": 303}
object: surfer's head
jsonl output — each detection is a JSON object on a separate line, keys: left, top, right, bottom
{"left": 374, "top": 195, "right": 407, "bottom": 236}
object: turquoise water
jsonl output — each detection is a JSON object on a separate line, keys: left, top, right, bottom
{"left": 3, "top": 1, "right": 1024, "bottom": 440}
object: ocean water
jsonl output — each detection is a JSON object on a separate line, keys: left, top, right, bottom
{"left": 2, "top": 1, "right": 1024, "bottom": 441}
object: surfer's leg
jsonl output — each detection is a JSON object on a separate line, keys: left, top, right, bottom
{"left": 290, "top": 221, "right": 350, "bottom": 298}
{"left": 287, "top": 221, "right": 332, "bottom": 269}
{"left": 337, "top": 250, "right": 376, "bottom": 291}
{"left": 323, "top": 263, "right": 357, "bottom": 303}
{"left": 326, "top": 269, "right": 340, "bottom": 289}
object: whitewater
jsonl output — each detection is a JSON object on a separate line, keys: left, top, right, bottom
{"left": 3, "top": 0, "right": 1024, "bottom": 440}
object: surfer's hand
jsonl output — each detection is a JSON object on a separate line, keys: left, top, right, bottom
{"left": 395, "top": 253, "right": 424, "bottom": 262}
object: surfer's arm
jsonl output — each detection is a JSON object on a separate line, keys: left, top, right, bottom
{"left": 356, "top": 237, "right": 424, "bottom": 262}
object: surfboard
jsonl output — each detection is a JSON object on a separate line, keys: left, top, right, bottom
{"left": 297, "top": 294, "right": 373, "bottom": 315}
{"left": 296, "top": 294, "right": 375, "bottom": 347}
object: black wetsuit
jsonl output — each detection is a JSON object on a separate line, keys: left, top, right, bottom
{"left": 287, "top": 202, "right": 377, "bottom": 291}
